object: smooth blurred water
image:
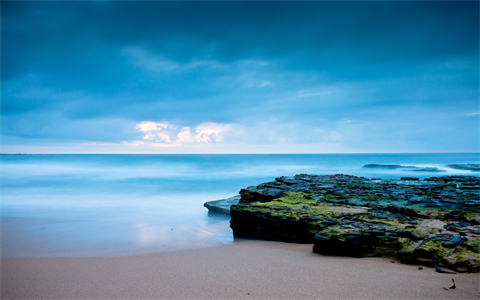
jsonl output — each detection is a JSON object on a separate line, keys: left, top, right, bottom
{"left": 1, "top": 154, "right": 478, "bottom": 258}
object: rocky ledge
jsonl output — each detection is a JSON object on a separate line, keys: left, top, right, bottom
{"left": 204, "top": 195, "right": 241, "bottom": 214}
{"left": 206, "top": 174, "right": 480, "bottom": 273}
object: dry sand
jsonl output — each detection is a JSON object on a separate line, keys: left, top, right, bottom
{"left": 1, "top": 240, "right": 479, "bottom": 299}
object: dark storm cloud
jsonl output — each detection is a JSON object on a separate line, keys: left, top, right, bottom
{"left": 3, "top": 2, "right": 478, "bottom": 79}
{"left": 1, "top": 1, "right": 478, "bottom": 152}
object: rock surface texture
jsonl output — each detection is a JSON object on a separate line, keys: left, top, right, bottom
{"left": 227, "top": 174, "right": 480, "bottom": 272}
{"left": 204, "top": 195, "right": 241, "bottom": 214}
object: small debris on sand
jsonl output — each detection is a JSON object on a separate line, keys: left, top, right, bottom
{"left": 443, "top": 278, "right": 456, "bottom": 290}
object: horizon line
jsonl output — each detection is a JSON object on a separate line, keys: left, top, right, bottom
{"left": 2, "top": 152, "right": 480, "bottom": 155}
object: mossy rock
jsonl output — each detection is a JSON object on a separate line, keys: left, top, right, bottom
{"left": 225, "top": 174, "right": 480, "bottom": 272}
{"left": 414, "top": 240, "right": 451, "bottom": 261}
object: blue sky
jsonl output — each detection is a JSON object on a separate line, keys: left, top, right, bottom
{"left": 1, "top": 1, "right": 479, "bottom": 153}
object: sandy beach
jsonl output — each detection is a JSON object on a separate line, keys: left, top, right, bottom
{"left": 1, "top": 240, "right": 478, "bottom": 299}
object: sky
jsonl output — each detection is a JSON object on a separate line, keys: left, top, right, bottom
{"left": 1, "top": 1, "right": 479, "bottom": 154}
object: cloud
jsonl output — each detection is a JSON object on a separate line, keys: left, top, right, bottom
{"left": 122, "top": 48, "right": 179, "bottom": 71}
{"left": 465, "top": 111, "right": 480, "bottom": 117}
{"left": 157, "top": 133, "right": 171, "bottom": 143}
{"left": 122, "top": 47, "right": 225, "bottom": 72}
{"left": 176, "top": 127, "right": 197, "bottom": 144}
{"left": 135, "top": 121, "right": 169, "bottom": 132}
{"left": 134, "top": 121, "right": 234, "bottom": 147}
{"left": 143, "top": 133, "right": 155, "bottom": 140}
{"left": 195, "top": 122, "right": 234, "bottom": 143}
{"left": 1, "top": 1, "right": 478, "bottom": 153}
{"left": 296, "top": 91, "right": 332, "bottom": 98}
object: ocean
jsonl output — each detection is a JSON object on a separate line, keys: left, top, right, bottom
{"left": 1, "top": 153, "right": 479, "bottom": 258}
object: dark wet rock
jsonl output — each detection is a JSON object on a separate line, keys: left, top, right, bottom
{"left": 204, "top": 195, "right": 240, "bottom": 215}
{"left": 435, "top": 266, "right": 457, "bottom": 274}
{"left": 443, "top": 210, "right": 469, "bottom": 221}
{"left": 206, "top": 174, "right": 479, "bottom": 272}
{"left": 313, "top": 231, "right": 407, "bottom": 258}
{"left": 444, "top": 222, "right": 471, "bottom": 231}
{"left": 239, "top": 187, "right": 285, "bottom": 203}
{"left": 427, "top": 234, "right": 466, "bottom": 248}
{"left": 313, "top": 233, "right": 369, "bottom": 257}
{"left": 230, "top": 206, "right": 314, "bottom": 243}
{"left": 389, "top": 229, "right": 421, "bottom": 241}
{"left": 469, "top": 219, "right": 480, "bottom": 225}
{"left": 448, "top": 163, "right": 480, "bottom": 172}
{"left": 384, "top": 205, "right": 421, "bottom": 218}
{"left": 275, "top": 176, "right": 300, "bottom": 185}
{"left": 400, "top": 177, "right": 419, "bottom": 181}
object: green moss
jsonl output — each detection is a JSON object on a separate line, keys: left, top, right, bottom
{"left": 232, "top": 205, "right": 292, "bottom": 218}
{"left": 420, "top": 240, "right": 443, "bottom": 251}
{"left": 405, "top": 226, "right": 437, "bottom": 239}
{"left": 364, "top": 218, "right": 402, "bottom": 227}
{"left": 368, "top": 237, "right": 409, "bottom": 257}
{"left": 318, "top": 226, "right": 351, "bottom": 241}
{"left": 371, "top": 246, "right": 398, "bottom": 257}
{"left": 246, "top": 194, "right": 367, "bottom": 218}
{"left": 441, "top": 243, "right": 480, "bottom": 272}
{"left": 463, "top": 239, "right": 480, "bottom": 254}
{"left": 415, "top": 240, "right": 452, "bottom": 261}
{"left": 397, "top": 240, "right": 421, "bottom": 259}
{"left": 268, "top": 191, "right": 317, "bottom": 206}
{"left": 353, "top": 182, "right": 369, "bottom": 187}
{"left": 463, "top": 211, "right": 480, "bottom": 221}
{"left": 235, "top": 201, "right": 358, "bottom": 221}
{"left": 307, "top": 221, "right": 324, "bottom": 229}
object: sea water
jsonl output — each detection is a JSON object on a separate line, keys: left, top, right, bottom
{"left": 1, "top": 153, "right": 479, "bottom": 258}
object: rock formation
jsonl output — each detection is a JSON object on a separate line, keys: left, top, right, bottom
{"left": 206, "top": 174, "right": 480, "bottom": 272}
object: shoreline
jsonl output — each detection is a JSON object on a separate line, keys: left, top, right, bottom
{"left": 2, "top": 240, "right": 478, "bottom": 299}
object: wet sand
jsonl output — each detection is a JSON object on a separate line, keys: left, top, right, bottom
{"left": 1, "top": 240, "right": 478, "bottom": 299}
